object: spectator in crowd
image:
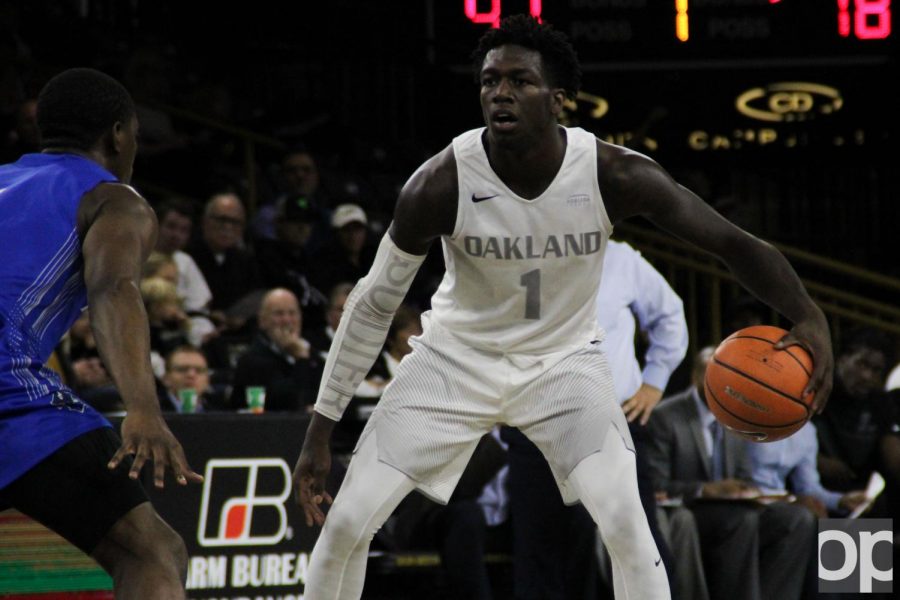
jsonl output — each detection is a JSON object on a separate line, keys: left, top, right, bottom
{"left": 749, "top": 419, "right": 869, "bottom": 600}
{"left": 309, "top": 203, "right": 376, "bottom": 296}
{"left": 154, "top": 198, "right": 215, "bottom": 345}
{"left": 646, "top": 347, "right": 815, "bottom": 600}
{"left": 253, "top": 146, "right": 325, "bottom": 241}
{"left": 229, "top": 288, "right": 320, "bottom": 412}
{"left": 750, "top": 422, "right": 867, "bottom": 518}
{"left": 255, "top": 194, "right": 327, "bottom": 326}
{"left": 814, "top": 327, "right": 900, "bottom": 521}
{"left": 158, "top": 346, "right": 223, "bottom": 413}
{"left": 189, "top": 192, "right": 263, "bottom": 320}
{"left": 140, "top": 277, "right": 190, "bottom": 378}
{"left": 307, "top": 282, "right": 354, "bottom": 362}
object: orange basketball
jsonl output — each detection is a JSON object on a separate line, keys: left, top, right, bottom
{"left": 704, "top": 325, "right": 814, "bottom": 442}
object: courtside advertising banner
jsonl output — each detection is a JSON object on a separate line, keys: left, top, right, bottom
{"left": 139, "top": 414, "right": 341, "bottom": 600}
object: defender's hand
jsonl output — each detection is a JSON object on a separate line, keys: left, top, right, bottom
{"left": 108, "top": 411, "right": 203, "bottom": 488}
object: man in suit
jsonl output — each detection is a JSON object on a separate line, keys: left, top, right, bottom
{"left": 646, "top": 347, "right": 815, "bottom": 600}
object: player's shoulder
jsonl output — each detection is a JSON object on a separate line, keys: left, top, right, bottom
{"left": 390, "top": 143, "right": 459, "bottom": 252}
{"left": 396, "top": 144, "right": 458, "bottom": 221}
{"left": 78, "top": 182, "right": 155, "bottom": 235}
{"left": 403, "top": 143, "right": 458, "bottom": 202}
{"left": 595, "top": 138, "right": 661, "bottom": 181}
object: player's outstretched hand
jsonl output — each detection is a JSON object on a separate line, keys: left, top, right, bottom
{"left": 293, "top": 440, "right": 333, "bottom": 527}
{"left": 108, "top": 410, "right": 204, "bottom": 489}
{"left": 775, "top": 317, "right": 834, "bottom": 415}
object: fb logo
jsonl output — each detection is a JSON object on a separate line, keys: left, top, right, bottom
{"left": 819, "top": 519, "right": 893, "bottom": 593}
{"left": 197, "top": 458, "right": 292, "bottom": 547}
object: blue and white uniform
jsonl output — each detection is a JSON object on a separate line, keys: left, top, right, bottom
{"left": 0, "top": 153, "right": 117, "bottom": 490}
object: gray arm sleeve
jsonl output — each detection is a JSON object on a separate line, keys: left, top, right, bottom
{"left": 314, "top": 233, "right": 426, "bottom": 421}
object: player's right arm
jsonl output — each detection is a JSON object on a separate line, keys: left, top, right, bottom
{"left": 79, "top": 183, "right": 202, "bottom": 489}
{"left": 294, "top": 146, "right": 458, "bottom": 526}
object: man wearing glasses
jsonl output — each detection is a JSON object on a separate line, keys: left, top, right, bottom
{"left": 189, "top": 192, "right": 263, "bottom": 322}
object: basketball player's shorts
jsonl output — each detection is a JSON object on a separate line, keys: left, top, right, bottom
{"left": 355, "top": 317, "right": 632, "bottom": 505}
{"left": 0, "top": 426, "right": 149, "bottom": 554}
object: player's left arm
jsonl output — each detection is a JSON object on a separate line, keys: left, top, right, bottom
{"left": 598, "top": 141, "right": 833, "bottom": 413}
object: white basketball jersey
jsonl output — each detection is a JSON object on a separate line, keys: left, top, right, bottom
{"left": 429, "top": 126, "right": 613, "bottom": 355}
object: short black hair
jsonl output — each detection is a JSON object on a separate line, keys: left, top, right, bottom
{"left": 471, "top": 14, "right": 581, "bottom": 100}
{"left": 37, "top": 68, "right": 135, "bottom": 151}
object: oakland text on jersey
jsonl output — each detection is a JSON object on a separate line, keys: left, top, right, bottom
{"left": 463, "top": 231, "right": 603, "bottom": 260}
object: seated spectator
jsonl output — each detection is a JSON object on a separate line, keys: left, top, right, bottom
{"left": 748, "top": 419, "right": 868, "bottom": 600}
{"left": 158, "top": 346, "right": 224, "bottom": 412}
{"left": 189, "top": 192, "right": 263, "bottom": 322}
{"left": 307, "top": 281, "right": 354, "bottom": 362}
{"left": 253, "top": 146, "right": 327, "bottom": 241}
{"left": 140, "top": 276, "right": 191, "bottom": 377}
{"left": 309, "top": 203, "right": 376, "bottom": 295}
{"left": 154, "top": 198, "right": 216, "bottom": 345}
{"left": 750, "top": 422, "right": 867, "bottom": 518}
{"left": 229, "top": 288, "right": 320, "bottom": 412}
{"left": 254, "top": 194, "right": 327, "bottom": 326}
{"left": 814, "top": 327, "right": 900, "bottom": 522}
{"left": 646, "top": 347, "right": 815, "bottom": 600}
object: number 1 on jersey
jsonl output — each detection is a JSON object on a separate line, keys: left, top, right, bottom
{"left": 520, "top": 268, "right": 541, "bottom": 320}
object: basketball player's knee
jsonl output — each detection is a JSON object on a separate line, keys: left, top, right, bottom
{"left": 167, "top": 531, "right": 189, "bottom": 577}
{"left": 599, "top": 501, "right": 648, "bottom": 550}
{"left": 321, "top": 504, "right": 375, "bottom": 550}
{"left": 143, "top": 523, "right": 188, "bottom": 576}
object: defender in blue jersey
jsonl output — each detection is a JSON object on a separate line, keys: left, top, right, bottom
{"left": 0, "top": 69, "right": 201, "bottom": 599}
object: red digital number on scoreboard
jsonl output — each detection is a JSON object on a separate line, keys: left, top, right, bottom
{"left": 838, "top": 0, "right": 892, "bottom": 39}
{"left": 464, "top": 0, "right": 542, "bottom": 28}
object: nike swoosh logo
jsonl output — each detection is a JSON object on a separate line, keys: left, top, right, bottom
{"left": 472, "top": 194, "right": 499, "bottom": 203}
{"left": 655, "top": 558, "right": 662, "bottom": 567}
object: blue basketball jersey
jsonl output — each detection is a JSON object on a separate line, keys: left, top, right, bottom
{"left": 0, "top": 153, "right": 118, "bottom": 489}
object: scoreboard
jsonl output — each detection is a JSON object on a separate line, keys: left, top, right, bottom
{"left": 428, "top": 1, "right": 897, "bottom": 157}
{"left": 434, "top": 1, "right": 895, "bottom": 64}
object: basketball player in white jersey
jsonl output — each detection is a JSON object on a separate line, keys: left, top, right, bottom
{"left": 293, "top": 15, "right": 833, "bottom": 600}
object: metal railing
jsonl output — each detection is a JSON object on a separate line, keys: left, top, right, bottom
{"left": 615, "top": 222, "right": 900, "bottom": 354}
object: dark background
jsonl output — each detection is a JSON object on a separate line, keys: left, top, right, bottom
{"left": 2, "top": 0, "right": 899, "bottom": 275}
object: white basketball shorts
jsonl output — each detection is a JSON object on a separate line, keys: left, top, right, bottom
{"left": 354, "top": 314, "right": 632, "bottom": 504}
